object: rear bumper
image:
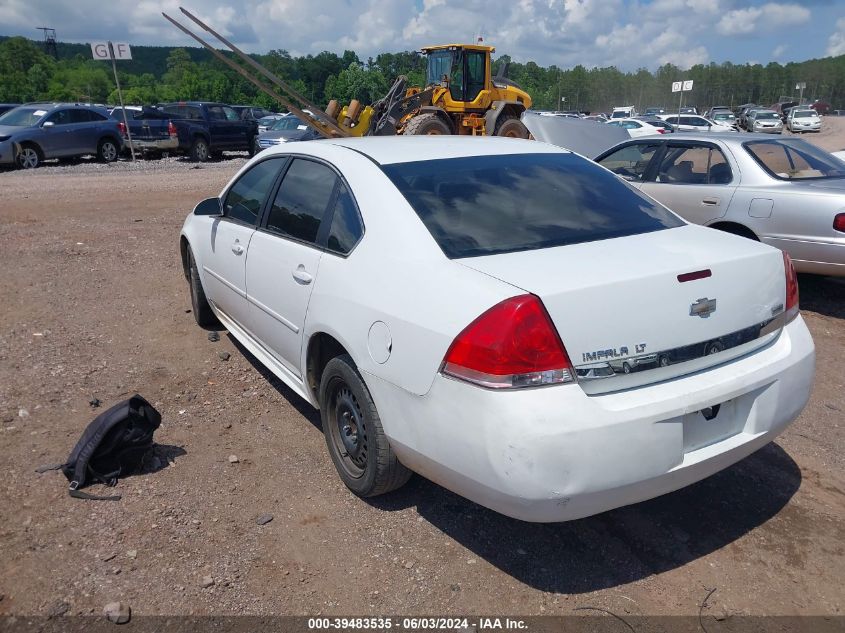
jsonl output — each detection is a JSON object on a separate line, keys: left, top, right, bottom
{"left": 763, "top": 236, "right": 845, "bottom": 276}
{"left": 365, "top": 317, "right": 815, "bottom": 522}
{"left": 126, "top": 137, "right": 179, "bottom": 153}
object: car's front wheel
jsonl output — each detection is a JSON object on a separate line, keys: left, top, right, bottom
{"left": 319, "top": 354, "right": 411, "bottom": 497}
{"left": 187, "top": 247, "right": 221, "bottom": 330}
{"left": 16, "top": 144, "right": 41, "bottom": 169}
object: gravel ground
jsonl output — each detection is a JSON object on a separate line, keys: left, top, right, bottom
{"left": 0, "top": 132, "right": 843, "bottom": 620}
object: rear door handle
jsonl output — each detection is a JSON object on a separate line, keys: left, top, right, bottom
{"left": 292, "top": 266, "right": 313, "bottom": 284}
{"left": 702, "top": 198, "right": 720, "bottom": 206}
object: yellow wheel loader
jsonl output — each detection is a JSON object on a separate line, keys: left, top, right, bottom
{"left": 164, "top": 9, "right": 532, "bottom": 140}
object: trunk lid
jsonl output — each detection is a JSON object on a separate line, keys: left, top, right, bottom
{"left": 458, "top": 224, "right": 788, "bottom": 394}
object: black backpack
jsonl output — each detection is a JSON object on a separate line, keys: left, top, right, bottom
{"left": 41, "top": 395, "right": 161, "bottom": 500}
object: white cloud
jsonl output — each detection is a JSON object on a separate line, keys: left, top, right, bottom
{"left": 716, "top": 3, "right": 809, "bottom": 37}
{"left": 772, "top": 44, "right": 787, "bottom": 57}
{"left": 827, "top": 18, "right": 845, "bottom": 56}
{"left": 0, "top": 0, "right": 833, "bottom": 71}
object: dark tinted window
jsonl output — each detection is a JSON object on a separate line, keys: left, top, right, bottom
{"left": 222, "top": 158, "right": 284, "bottom": 225}
{"left": 466, "top": 51, "right": 485, "bottom": 101}
{"left": 267, "top": 159, "right": 338, "bottom": 244}
{"left": 67, "top": 109, "right": 92, "bottom": 124}
{"left": 326, "top": 183, "right": 363, "bottom": 254}
{"left": 383, "top": 153, "right": 684, "bottom": 259}
{"left": 46, "top": 109, "right": 72, "bottom": 125}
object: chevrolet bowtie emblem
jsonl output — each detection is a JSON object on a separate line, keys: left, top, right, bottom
{"left": 690, "top": 297, "right": 717, "bottom": 318}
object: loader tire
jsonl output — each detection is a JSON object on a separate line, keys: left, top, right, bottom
{"left": 494, "top": 115, "right": 529, "bottom": 139}
{"left": 405, "top": 113, "right": 451, "bottom": 135}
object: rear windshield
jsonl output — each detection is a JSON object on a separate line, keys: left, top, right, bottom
{"left": 0, "top": 107, "right": 47, "bottom": 127}
{"left": 382, "top": 153, "right": 684, "bottom": 258}
{"left": 744, "top": 139, "right": 845, "bottom": 180}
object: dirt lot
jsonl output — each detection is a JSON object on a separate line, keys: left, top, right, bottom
{"left": 0, "top": 126, "right": 844, "bottom": 621}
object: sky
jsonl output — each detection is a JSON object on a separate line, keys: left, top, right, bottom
{"left": 1, "top": 0, "right": 843, "bottom": 71}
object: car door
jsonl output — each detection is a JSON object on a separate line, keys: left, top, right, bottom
{"left": 595, "top": 141, "right": 663, "bottom": 189}
{"left": 200, "top": 157, "right": 286, "bottom": 327}
{"left": 245, "top": 158, "right": 343, "bottom": 377}
{"left": 639, "top": 141, "right": 738, "bottom": 225}
{"left": 205, "top": 105, "right": 232, "bottom": 149}
{"left": 224, "top": 105, "right": 252, "bottom": 149}
{"left": 39, "top": 108, "right": 75, "bottom": 156}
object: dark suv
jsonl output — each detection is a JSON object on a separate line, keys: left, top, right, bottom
{"left": 0, "top": 103, "right": 123, "bottom": 169}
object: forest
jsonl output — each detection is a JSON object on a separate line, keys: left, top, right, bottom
{"left": 1, "top": 35, "right": 843, "bottom": 113}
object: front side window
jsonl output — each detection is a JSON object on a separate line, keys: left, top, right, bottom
{"left": 745, "top": 139, "right": 845, "bottom": 180}
{"left": 45, "top": 109, "right": 72, "bottom": 126}
{"left": 266, "top": 159, "right": 338, "bottom": 244}
{"left": 466, "top": 51, "right": 486, "bottom": 102}
{"left": 426, "top": 50, "right": 452, "bottom": 86}
{"left": 657, "top": 145, "right": 732, "bottom": 184}
{"left": 383, "top": 152, "right": 684, "bottom": 259}
{"left": 598, "top": 143, "right": 660, "bottom": 181}
{"left": 222, "top": 158, "right": 284, "bottom": 225}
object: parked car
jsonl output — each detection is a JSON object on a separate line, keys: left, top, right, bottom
{"left": 634, "top": 116, "right": 675, "bottom": 133}
{"left": 231, "top": 105, "right": 276, "bottom": 122}
{"left": 644, "top": 106, "right": 667, "bottom": 116}
{"left": 0, "top": 103, "right": 20, "bottom": 116}
{"left": 658, "top": 114, "right": 736, "bottom": 133}
{"left": 180, "top": 136, "right": 814, "bottom": 522}
{"left": 746, "top": 110, "right": 783, "bottom": 134}
{"left": 706, "top": 106, "right": 731, "bottom": 119}
{"left": 0, "top": 102, "right": 123, "bottom": 169}
{"left": 737, "top": 105, "right": 760, "bottom": 130}
{"left": 109, "top": 106, "right": 178, "bottom": 156}
{"left": 257, "top": 114, "right": 287, "bottom": 133}
{"left": 606, "top": 118, "right": 668, "bottom": 137}
{"left": 610, "top": 106, "right": 636, "bottom": 119}
{"left": 255, "top": 115, "right": 321, "bottom": 151}
{"left": 595, "top": 133, "right": 845, "bottom": 276}
{"left": 679, "top": 106, "right": 698, "bottom": 115}
{"left": 810, "top": 101, "right": 831, "bottom": 116}
{"left": 710, "top": 111, "right": 738, "bottom": 128}
{"left": 787, "top": 108, "right": 822, "bottom": 133}
{"left": 157, "top": 102, "right": 258, "bottom": 161}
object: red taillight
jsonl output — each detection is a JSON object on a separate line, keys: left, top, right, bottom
{"left": 834, "top": 213, "right": 845, "bottom": 233}
{"left": 117, "top": 121, "right": 126, "bottom": 137}
{"left": 783, "top": 252, "right": 799, "bottom": 323}
{"left": 442, "top": 294, "right": 574, "bottom": 389}
{"left": 168, "top": 121, "right": 178, "bottom": 138}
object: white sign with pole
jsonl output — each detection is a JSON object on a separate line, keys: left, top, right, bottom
{"left": 683, "top": 80, "right": 694, "bottom": 91}
{"left": 92, "top": 41, "right": 135, "bottom": 160}
{"left": 672, "top": 81, "right": 682, "bottom": 93}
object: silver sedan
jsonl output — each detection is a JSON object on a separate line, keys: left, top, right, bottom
{"left": 594, "top": 133, "right": 845, "bottom": 276}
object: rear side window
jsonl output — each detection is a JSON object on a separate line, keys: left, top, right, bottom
{"left": 383, "top": 153, "right": 684, "bottom": 259}
{"left": 657, "top": 145, "right": 732, "bottom": 184}
{"left": 326, "top": 182, "right": 363, "bottom": 254}
{"left": 266, "top": 159, "right": 338, "bottom": 244}
{"left": 745, "top": 139, "right": 845, "bottom": 180}
{"left": 222, "top": 158, "right": 284, "bottom": 225}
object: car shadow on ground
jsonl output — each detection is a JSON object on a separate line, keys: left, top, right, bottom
{"left": 797, "top": 274, "right": 845, "bottom": 320}
{"left": 227, "top": 335, "right": 802, "bottom": 594}
{"left": 370, "top": 442, "right": 801, "bottom": 593}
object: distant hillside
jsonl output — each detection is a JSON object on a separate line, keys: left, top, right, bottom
{"left": 0, "top": 35, "right": 214, "bottom": 76}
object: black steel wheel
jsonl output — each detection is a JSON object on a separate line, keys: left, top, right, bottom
{"left": 187, "top": 247, "right": 221, "bottom": 330}
{"left": 319, "top": 354, "right": 411, "bottom": 497}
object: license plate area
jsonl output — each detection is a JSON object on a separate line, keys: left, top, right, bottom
{"left": 683, "top": 398, "right": 742, "bottom": 453}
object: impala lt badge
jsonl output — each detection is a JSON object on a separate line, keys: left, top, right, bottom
{"left": 690, "top": 297, "right": 717, "bottom": 318}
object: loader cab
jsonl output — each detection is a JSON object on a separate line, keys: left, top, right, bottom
{"left": 423, "top": 45, "right": 490, "bottom": 105}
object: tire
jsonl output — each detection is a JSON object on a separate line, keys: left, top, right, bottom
{"left": 97, "top": 138, "right": 119, "bottom": 163}
{"left": 187, "top": 247, "right": 221, "bottom": 330}
{"left": 404, "top": 113, "right": 451, "bottom": 135}
{"left": 622, "top": 362, "right": 632, "bottom": 374}
{"left": 319, "top": 354, "right": 411, "bottom": 497}
{"left": 494, "top": 115, "right": 530, "bottom": 138}
{"left": 247, "top": 136, "right": 258, "bottom": 157}
{"left": 190, "top": 137, "right": 210, "bottom": 162}
{"left": 15, "top": 143, "right": 41, "bottom": 169}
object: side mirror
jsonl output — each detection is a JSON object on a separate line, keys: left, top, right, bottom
{"left": 193, "top": 197, "right": 222, "bottom": 216}
{"left": 42, "top": 121, "right": 54, "bottom": 128}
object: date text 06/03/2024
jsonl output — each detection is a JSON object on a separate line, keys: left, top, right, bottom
{"left": 307, "top": 617, "right": 528, "bottom": 630}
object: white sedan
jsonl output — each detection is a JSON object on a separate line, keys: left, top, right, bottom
{"left": 180, "top": 136, "right": 815, "bottom": 522}
{"left": 658, "top": 114, "right": 737, "bottom": 133}
{"left": 606, "top": 118, "right": 667, "bottom": 137}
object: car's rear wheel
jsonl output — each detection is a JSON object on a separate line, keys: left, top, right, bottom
{"left": 319, "top": 354, "right": 411, "bottom": 497}
{"left": 16, "top": 144, "right": 41, "bottom": 169}
{"left": 190, "top": 137, "right": 209, "bottom": 162}
{"left": 98, "top": 138, "right": 119, "bottom": 163}
{"left": 187, "top": 247, "right": 221, "bottom": 330}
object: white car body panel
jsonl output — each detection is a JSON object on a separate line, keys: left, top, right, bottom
{"left": 181, "top": 136, "right": 816, "bottom": 522}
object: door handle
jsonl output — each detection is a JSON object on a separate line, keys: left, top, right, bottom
{"left": 292, "top": 266, "right": 313, "bottom": 284}
{"left": 231, "top": 242, "right": 244, "bottom": 255}
{"left": 702, "top": 198, "right": 719, "bottom": 206}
